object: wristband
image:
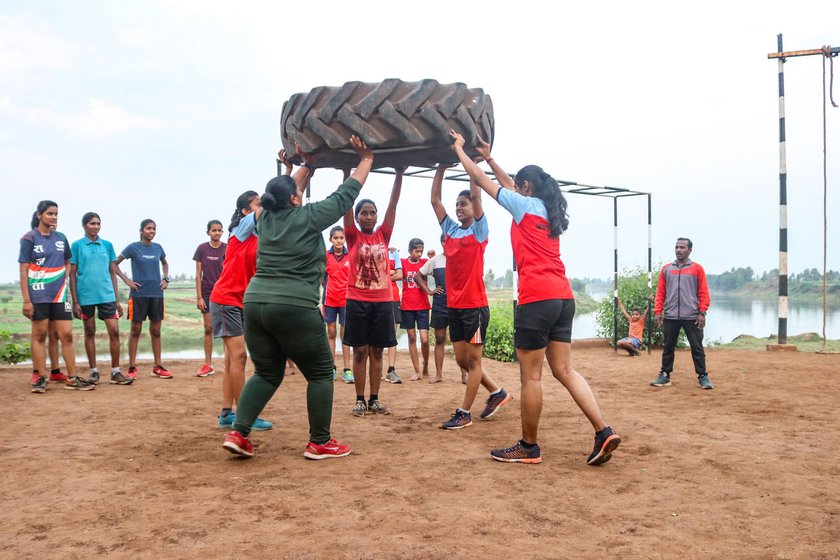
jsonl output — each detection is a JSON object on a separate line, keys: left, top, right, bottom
{"left": 163, "top": 276, "right": 170, "bottom": 283}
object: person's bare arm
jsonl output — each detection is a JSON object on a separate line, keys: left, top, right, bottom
{"left": 617, "top": 296, "right": 631, "bottom": 321}
{"left": 109, "top": 261, "right": 123, "bottom": 316}
{"left": 349, "top": 135, "right": 374, "bottom": 186}
{"left": 195, "top": 261, "right": 205, "bottom": 311}
{"left": 414, "top": 271, "right": 441, "bottom": 296}
{"left": 382, "top": 167, "right": 403, "bottom": 230}
{"left": 293, "top": 143, "right": 315, "bottom": 197}
{"left": 278, "top": 148, "right": 293, "bottom": 176}
{"left": 114, "top": 255, "right": 139, "bottom": 291}
{"left": 430, "top": 164, "right": 449, "bottom": 223}
{"left": 469, "top": 176, "right": 484, "bottom": 220}
{"left": 449, "top": 130, "right": 501, "bottom": 200}
{"left": 474, "top": 135, "right": 514, "bottom": 190}
{"left": 20, "top": 263, "right": 33, "bottom": 319}
{"left": 69, "top": 263, "right": 81, "bottom": 318}
{"left": 161, "top": 257, "right": 170, "bottom": 291}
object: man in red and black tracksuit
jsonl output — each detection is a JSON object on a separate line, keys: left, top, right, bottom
{"left": 651, "top": 237, "right": 713, "bottom": 390}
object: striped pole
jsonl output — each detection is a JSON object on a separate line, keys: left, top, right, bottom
{"left": 776, "top": 33, "right": 789, "bottom": 345}
{"left": 613, "top": 197, "right": 619, "bottom": 352}
{"left": 647, "top": 194, "right": 653, "bottom": 354}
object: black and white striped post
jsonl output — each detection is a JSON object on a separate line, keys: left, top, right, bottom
{"left": 646, "top": 194, "right": 653, "bottom": 354}
{"left": 776, "top": 33, "right": 789, "bottom": 345}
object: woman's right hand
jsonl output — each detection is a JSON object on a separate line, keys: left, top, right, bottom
{"left": 474, "top": 135, "right": 491, "bottom": 160}
{"left": 350, "top": 135, "right": 373, "bottom": 161}
{"left": 448, "top": 130, "right": 465, "bottom": 150}
{"left": 22, "top": 302, "right": 33, "bottom": 319}
{"left": 197, "top": 297, "right": 206, "bottom": 312}
{"left": 72, "top": 302, "right": 82, "bottom": 319}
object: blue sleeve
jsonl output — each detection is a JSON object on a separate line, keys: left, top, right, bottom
{"left": 106, "top": 241, "right": 116, "bottom": 262}
{"left": 472, "top": 214, "right": 489, "bottom": 243}
{"left": 60, "top": 233, "right": 72, "bottom": 261}
{"left": 121, "top": 244, "right": 134, "bottom": 260}
{"left": 496, "top": 188, "right": 528, "bottom": 224}
{"left": 157, "top": 243, "right": 166, "bottom": 260}
{"left": 232, "top": 213, "right": 256, "bottom": 242}
{"left": 70, "top": 240, "right": 80, "bottom": 265}
{"left": 18, "top": 234, "right": 33, "bottom": 264}
{"left": 391, "top": 252, "right": 402, "bottom": 269}
{"left": 440, "top": 214, "right": 458, "bottom": 237}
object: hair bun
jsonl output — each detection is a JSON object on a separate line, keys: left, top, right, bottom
{"left": 260, "top": 192, "right": 277, "bottom": 211}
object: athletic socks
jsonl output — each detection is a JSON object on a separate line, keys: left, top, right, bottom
{"left": 368, "top": 394, "right": 379, "bottom": 405}
{"left": 356, "top": 396, "right": 366, "bottom": 403}
{"left": 111, "top": 367, "right": 120, "bottom": 375}
{"left": 520, "top": 440, "right": 538, "bottom": 450}
{"left": 489, "top": 388, "right": 502, "bottom": 396}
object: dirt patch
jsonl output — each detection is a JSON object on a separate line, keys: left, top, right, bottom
{"left": 3, "top": 348, "right": 838, "bottom": 559}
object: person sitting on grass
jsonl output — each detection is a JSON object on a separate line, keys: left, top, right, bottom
{"left": 616, "top": 295, "right": 649, "bottom": 356}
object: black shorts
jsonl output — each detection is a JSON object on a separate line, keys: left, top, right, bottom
{"left": 449, "top": 306, "right": 489, "bottom": 344}
{"left": 323, "top": 305, "right": 346, "bottom": 325}
{"left": 80, "top": 302, "right": 119, "bottom": 321}
{"left": 400, "top": 309, "right": 430, "bottom": 330}
{"left": 391, "top": 301, "right": 401, "bottom": 324}
{"left": 128, "top": 297, "right": 165, "bottom": 322}
{"left": 32, "top": 302, "right": 73, "bottom": 321}
{"left": 514, "top": 299, "right": 575, "bottom": 349}
{"left": 210, "top": 301, "right": 244, "bottom": 338}
{"left": 344, "top": 299, "right": 397, "bottom": 348}
{"left": 430, "top": 308, "right": 449, "bottom": 329}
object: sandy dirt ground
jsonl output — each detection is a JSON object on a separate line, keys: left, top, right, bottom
{"left": 2, "top": 345, "right": 839, "bottom": 559}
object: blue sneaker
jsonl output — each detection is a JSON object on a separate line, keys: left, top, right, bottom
{"left": 250, "top": 417, "right": 273, "bottom": 431}
{"left": 480, "top": 388, "right": 511, "bottom": 419}
{"left": 218, "top": 412, "right": 235, "bottom": 429}
{"left": 332, "top": 367, "right": 338, "bottom": 381}
{"left": 441, "top": 409, "right": 472, "bottom": 430}
{"left": 342, "top": 368, "right": 355, "bottom": 384}
{"left": 490, "top": 440, "right": 542, "bottom": 464}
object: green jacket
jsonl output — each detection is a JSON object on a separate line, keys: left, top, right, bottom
{"left": 244, "top": 178, "right": 362, "bottom": 308}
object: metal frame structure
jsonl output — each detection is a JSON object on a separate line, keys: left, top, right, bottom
{"left": 370, "top": 166, "right": 653, "bottom": 353}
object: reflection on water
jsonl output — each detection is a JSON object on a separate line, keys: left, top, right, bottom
{"left": 572, "top": 294, "right": 840, "bottom": 343}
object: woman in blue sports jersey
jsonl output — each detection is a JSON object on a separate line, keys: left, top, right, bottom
{"left": 19, "top": 200, "right": 92, "bottom": 393}
{"left": 449, "top": 131, "right": 620, "bottom": 467}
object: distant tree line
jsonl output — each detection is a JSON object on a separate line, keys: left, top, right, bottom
{"left": 707, "top": 267, "right": 840, "bottom": 294}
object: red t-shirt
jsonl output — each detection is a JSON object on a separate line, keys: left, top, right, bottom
{"left": 209, "top": 234, "right": 258, "bottom": 308}
{"left": 441, "top": 215, "right": 489, "bottom": 309}
{"left": 497, "top": 189, "right": 573, "bottom": 304}
{"left": 345, "top": 221, "right": 393, "bottom": 303}
{"left": 324, "top": 248, "right": 350, "bottom": 308}
{"left": 400, "top": 258, "right": 431, "bottom": 311}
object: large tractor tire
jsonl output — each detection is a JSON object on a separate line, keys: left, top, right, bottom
{"left": 280, "top": 79, "right": 494, "bottom": 169}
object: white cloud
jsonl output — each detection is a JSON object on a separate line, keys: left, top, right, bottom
{"left": 0, "top": 97, "right": 165, "bottom": 137}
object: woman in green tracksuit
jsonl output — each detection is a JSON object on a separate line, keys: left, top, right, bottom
{"left": 222, "top": 136, "right": 374, "bottom": 460}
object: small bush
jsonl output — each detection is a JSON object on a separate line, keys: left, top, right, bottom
{"left": 0, "top": 331, "right": 30, "bottom": 364}
{"left": 484, "top": 302, "right": 515, "bottom": 362}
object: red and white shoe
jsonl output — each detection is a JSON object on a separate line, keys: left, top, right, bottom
{"left": 152, "top": 365, "right": 173, "bottom": 379}
{"left": 125, "top": 366, "right": 138, "bottom": 380}
{"left": 303, "top": 438, "right": 352, "bottom": 460}
{"left": 49, "top": 371, "right": 68, "bottom": 382}
{"left": 195, "top": 364, "right": 214, "bottom": 377}
{"left": 223, "top": 430, "right": 254, "bottom": 458}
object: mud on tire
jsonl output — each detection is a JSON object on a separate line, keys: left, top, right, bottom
{"left": 280, "top": 79, "right": 494, "bottom": 169}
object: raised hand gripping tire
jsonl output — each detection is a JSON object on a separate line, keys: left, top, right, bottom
{"left": 280, "top": 79, "right": 494, "bottom": 169}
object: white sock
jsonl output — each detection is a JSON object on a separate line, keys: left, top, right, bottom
{"left": 111, "top": 367, "right": 120, "bottom": 375}
{"left": 490, "top": 388, "right": 502, "bottom": 396}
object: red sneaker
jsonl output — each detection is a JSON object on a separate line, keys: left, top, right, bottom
{"left": 303, "top": 438, "right": 352, "bottom": 460}
{"left": 126, "top": 366, "right": 138, "bottom": 380}
{"left": 195, "top": 363, "right": 214, "bottom": 377}
{"left": 223, "top": 430, "right": 254, "bottom": 458}
{"left": 152, "top": 365, "right": 173, "bottom": 379}
{"left": 49, "top": 371, "right": 68, "bottom": 382}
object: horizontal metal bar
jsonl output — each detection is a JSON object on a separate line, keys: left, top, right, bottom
{"left": 768, "top": 46, "right": 840, "bottom": 59}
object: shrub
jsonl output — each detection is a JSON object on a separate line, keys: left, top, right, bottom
{"left": 484, "top": 302, "right": 515, "bottom": 362}
{"left": 0, "top": 331, "right": 30, "bottom": 364}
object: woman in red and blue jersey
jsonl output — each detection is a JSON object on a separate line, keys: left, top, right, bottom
{"left": 449, "top": 131, "right": 620, "bottom": 466}
{"left": 429, "top": 163, "right": 510, "bottom": 430}
{"left": 323, "top": 225, "right": 353, "bottom": 383}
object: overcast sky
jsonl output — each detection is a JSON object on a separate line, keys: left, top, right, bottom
{"left": 2, "top": 1, "right": 838, "bottom": 286}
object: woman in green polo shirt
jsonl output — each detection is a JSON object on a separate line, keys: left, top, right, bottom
{"left": 222, "top": 136, "right": 374, "bottom": 460}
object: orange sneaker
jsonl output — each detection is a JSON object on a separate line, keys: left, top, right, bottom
{"left": 152, "top": 365, "right": 173, "bottom": 379}
{"left": 303, "top": 438, "right": 351, "bottom": 460}
{"left": 195, "top": 364, "right": 214, "bottom": 377}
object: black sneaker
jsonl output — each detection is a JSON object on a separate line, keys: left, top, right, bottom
{"left": 30, "top": 373, "right": 48, "bottom": 394}
{"left": 88, "top": 371, "right": 100, "bottom": 385}
{"left": 587, "top": 426, "right": 621, "bottom": 465}
{"left": 110, "top": 371, "right": 134, "bottom": 385}
{"left": 650, "top": 372, "right": 671, "bottom": 387}
{"left": 441, "top": 409, "right": 473, "bottom": 430}
{"left": 65, "top": 376, "right": 95, "bottom": 391}
{"left": 490, "top": 440, "right": 542, "bottom": 464}
{"left": 698, "top": 374, "right": 714, "bottom": 390}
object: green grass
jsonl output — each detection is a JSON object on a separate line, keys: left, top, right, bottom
{"left": 712, "top": 333, "right": 840, "bottom": 353}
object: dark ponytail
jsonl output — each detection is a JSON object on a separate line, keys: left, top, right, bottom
{"left": 261, "top": 176, "right": 296, "bottom": 212}
{"left": 229, "top": 190, "right": 259, "bottom": 232}
{"left": 514, "top": 165, "right": 568, "bottom": 237}
{"left": 31, "top": 200, "right": 57, "bottom": 229}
